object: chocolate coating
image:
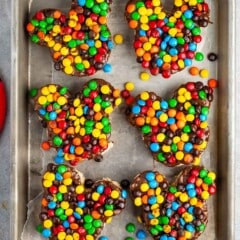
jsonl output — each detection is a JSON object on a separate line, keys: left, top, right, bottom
{"left": 130, "top": 166, "right": 216, "bottom": 240}
{"left": 126, "top": 82, "right": 214, "bottom": 167}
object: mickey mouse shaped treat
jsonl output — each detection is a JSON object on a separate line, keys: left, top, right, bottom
{"left": 26, "top": 0, "right": 113, "bottom": 76}
{"left": 38, "top": 163, "right": 127, "bottom": 239}
{"left": 30, "top": 79, "right": 122, "bottom": 165}
{"left": 125, "top": 0, "right": 210, "bottom": 78}
{"left": 130, "top": 166, "right": 216, "bottom": 239}
{"left": 126, "top": 82, "right": 213, "bottom": 167}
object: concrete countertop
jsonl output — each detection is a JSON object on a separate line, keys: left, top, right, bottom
{"left": 0, "top": 0, "right": 12, "bottom": 239}
{"left": 0, "top": 0, "right": 239, "bottom": 240}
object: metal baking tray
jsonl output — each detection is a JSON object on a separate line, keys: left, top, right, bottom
{"left": 10, "top": 0, "right": 236, "bottom": 239}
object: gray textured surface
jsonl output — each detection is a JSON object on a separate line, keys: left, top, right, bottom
{"left": 0, "top": 0, "right": 240, "bottom": 240}
{"left": 0, "top": 0, "right": 11, "bottom": 240}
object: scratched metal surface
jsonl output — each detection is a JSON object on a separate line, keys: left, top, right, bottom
{"left": 6, "top": 0, "right": 239, "bottom": 239}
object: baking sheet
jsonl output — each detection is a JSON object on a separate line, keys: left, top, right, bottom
{"left": 10, "top": 0, "right": 236, "bottom": 239}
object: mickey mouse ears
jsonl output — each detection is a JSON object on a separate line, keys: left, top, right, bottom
{"left": 30, "top": 79, "right": 122, "bottom": 165}
{"left": 130, "top": 166, "right": 216, "bottom": 239}
{"left": 26, "top": 0, "right": 113, "bottom": 76}
{"left": 39, "top": 163, "right": 127, "bottom": 239}
{"left": 125, "top": 81, "right": 214, "bottom": 167}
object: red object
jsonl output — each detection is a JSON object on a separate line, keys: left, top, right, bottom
{"left": 34, "top": 11, "right": 45, "bottom": 21}
{"left": 0, "top": 79, "right": 6, "bottom": 132}
{"left": 177, "top": 206, "right": 186, "bottom": 214}
{"left": 49, "top": 185, "right": 58, "bottom": 194}
{"left": 104, "top": 186, "right": 112, "bottom": 195}
{"left": 209, "top": 185, "right": 217, "bottom": 194}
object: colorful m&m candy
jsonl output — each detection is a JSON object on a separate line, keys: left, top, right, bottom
{"left": 30, "top": 79, "right": 122, "bottom": 166}
{"left": 126, "top": 82, "right": 214, "bottom": 167}
{"left": 38, "top": 163, "right": 127, "bottom": 239}
{"left": 125, "top": 0, "right": 210, "bottom": 77}
{"left": 26, "top": 0, "right": 114, "bottom": 76}
{"left": 130, "top": 166, "right": 217, "bottom": 239}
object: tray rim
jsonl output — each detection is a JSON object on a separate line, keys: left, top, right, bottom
{"left": 217, "top": 0, "right": 236, "bottom": 239}
{"left": 10, "top": 0, "right": 237, "bottom": 239}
